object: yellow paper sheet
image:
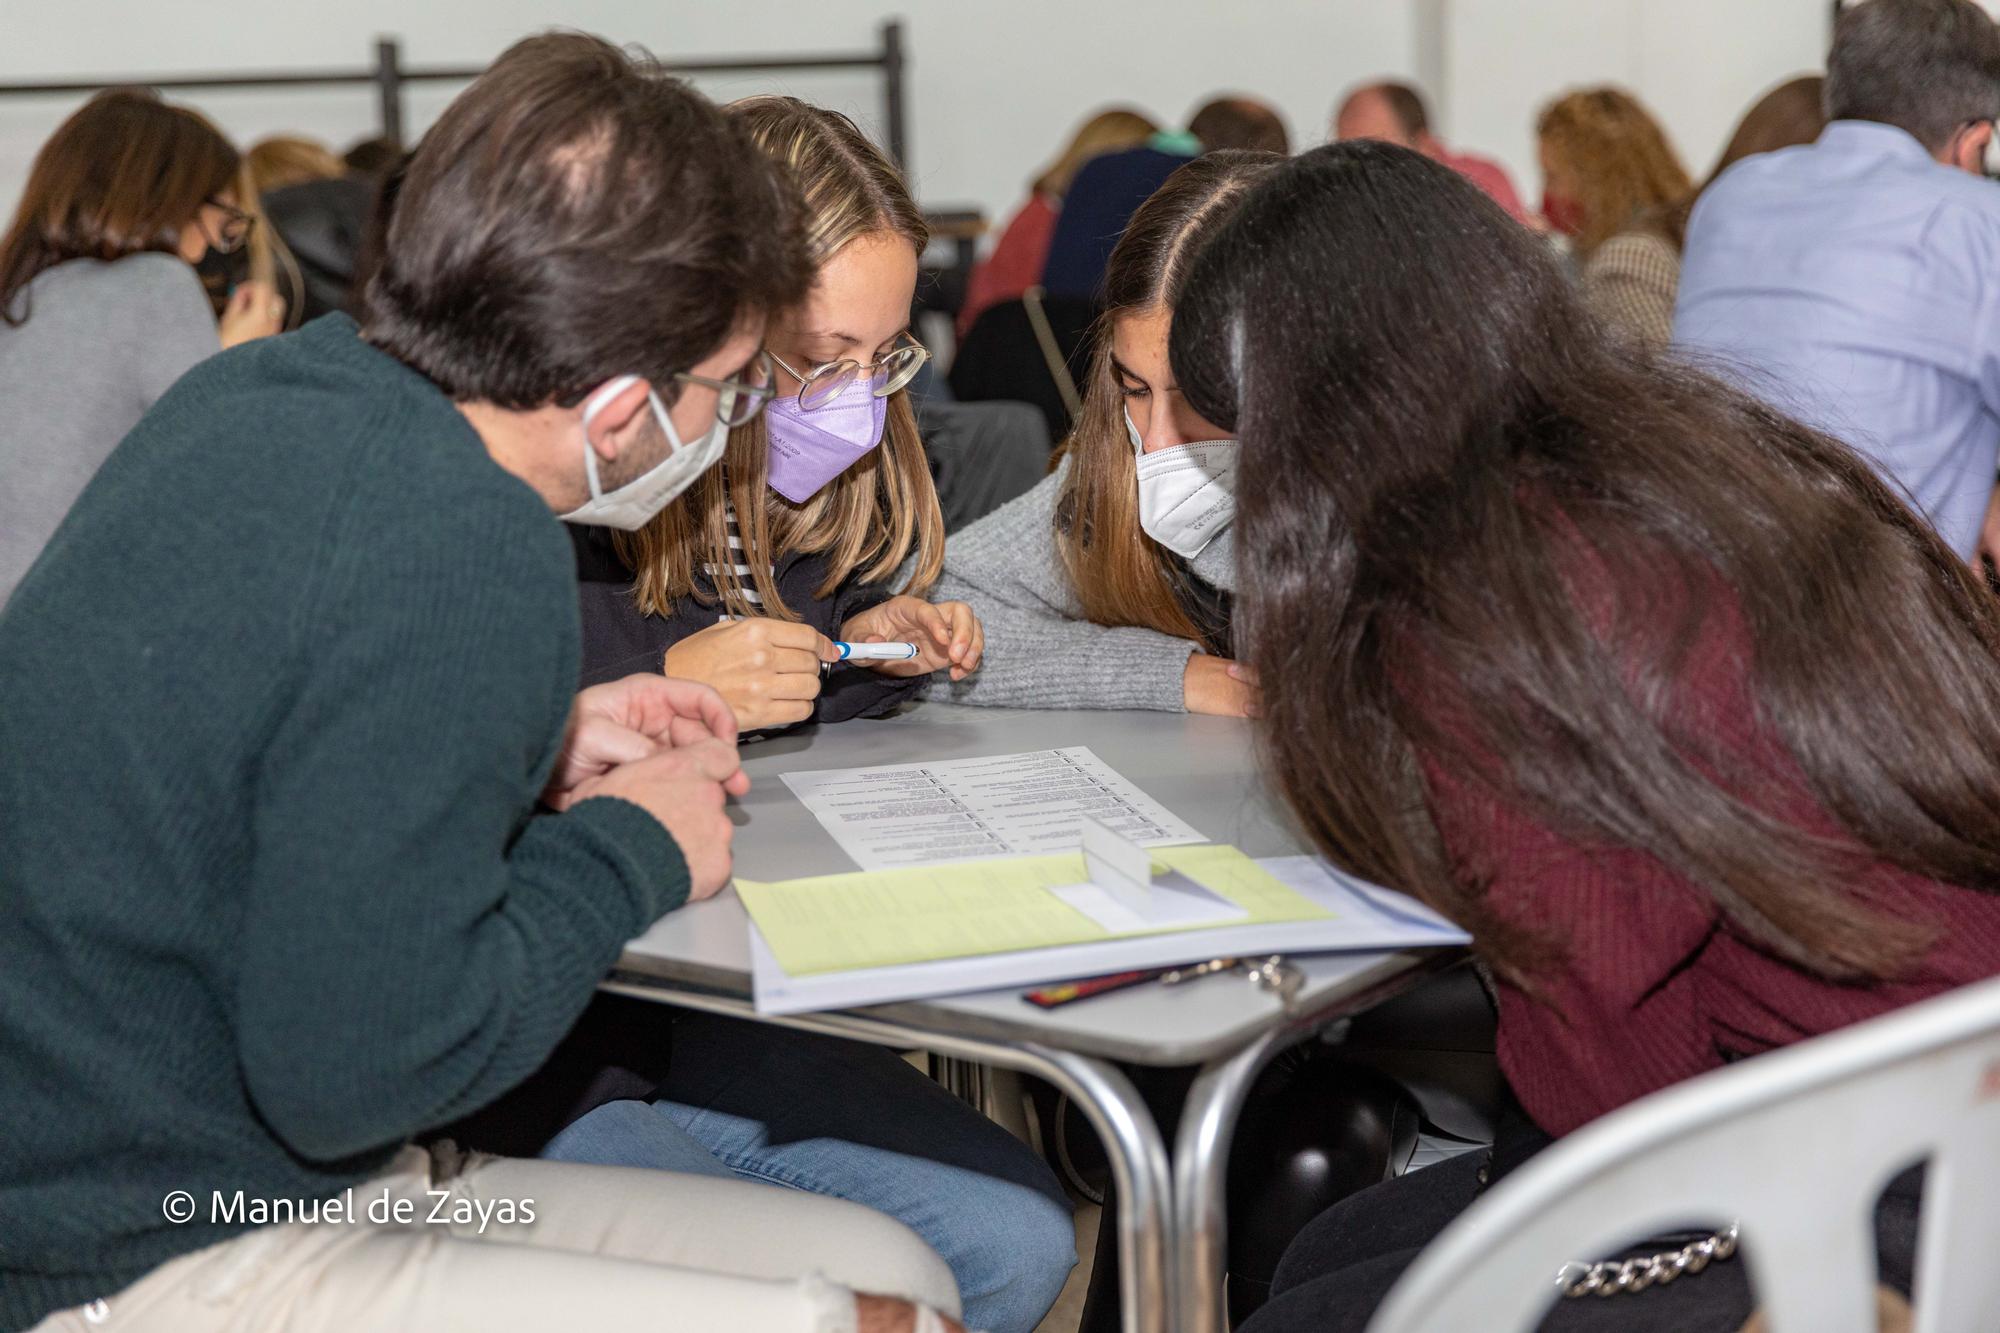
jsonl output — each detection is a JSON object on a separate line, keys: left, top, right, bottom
{"left": 736, "top": 844, "right": 1332, "bottom": 977}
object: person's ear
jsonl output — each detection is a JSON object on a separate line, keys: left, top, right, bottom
{"left": 1946, "top": 122, "right": 1994, "bottom": 175}
{"left": 581, "top": 378, "right": 656, "bottom": 465}
{"left": 1966, "top": 122, "right": 1995, "bottom": 176}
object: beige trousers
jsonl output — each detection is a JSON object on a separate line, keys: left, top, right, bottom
{"left": 31, "top": 1148, "right": 960, "bottom": 1333}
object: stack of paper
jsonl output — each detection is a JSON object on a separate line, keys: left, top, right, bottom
{"left": 741, "top": 746, "right": 1468, "bottom": 1014}
{"left": 740, "top": 851, "right": 1466, "bottom": 1015}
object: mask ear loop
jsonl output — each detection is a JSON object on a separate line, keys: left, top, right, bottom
{"left": 578, "top": 375, "right": 642, "bottom": 501}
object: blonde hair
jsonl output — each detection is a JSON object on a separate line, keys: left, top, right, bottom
{"left": 1536, "top": 87, "right": 1692, "bottom": 257}
{"left": 1032, "top": 108, "right": 1160, "bottom": 199}
{"left": 245, "top": 135, "right": 345, "bottom": 196}
{"left": 619, "top": 96, "right": 942, "bottom": 620}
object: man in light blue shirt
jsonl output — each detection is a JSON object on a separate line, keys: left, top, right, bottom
{"left": 1676, "top": 0, "right": 2000, "bottom": 564}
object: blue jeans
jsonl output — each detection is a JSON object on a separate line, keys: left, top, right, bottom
{"left": 543, "top": 1012, "right": 1075, "bottom": 1333}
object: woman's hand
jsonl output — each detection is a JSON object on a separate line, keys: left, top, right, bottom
{"left": 663, "top": 618, "right": 839, "bottom": 730}
{"left": 218, "top": 279, "right": 286, "bottom": 348}
{"left": 1182, "top": 653, "right": 1258, "bottom": 717}
{"left": 839, "top": 596, "right": 984, "bottom": 680}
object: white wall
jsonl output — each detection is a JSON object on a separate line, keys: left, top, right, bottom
{"left": 0, "top": 1, "right": 1842, "bottom": 238}
{"left": 1443, "top": 0, "right": 1831, "bottom": 195}
{"left": 0, "top": 0, "right": 1416, "bottom": 227}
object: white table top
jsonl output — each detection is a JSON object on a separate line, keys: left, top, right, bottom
{"left": 613, "top": 703, "right": 1453, "bottom": 1065}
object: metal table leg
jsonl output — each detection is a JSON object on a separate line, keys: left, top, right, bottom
{"left": 1033, "top": 1048, "right": 1175, "bottom": 1333}
{"left": 599, "top": 981, "right": 1177, "bottom": 1333}
{"left": 1172, "top": 1026, "right": 1294, "bottom": 1333}
{"left": 1166, "top": 964, "right": 1454, "bottom": 1333}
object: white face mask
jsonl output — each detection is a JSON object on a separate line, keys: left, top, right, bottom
{"left": 1125, "top": 406, "right": 1239, "bottom": 559}
{"left": 560, "top": 374, "right": 735, "bottom": 530}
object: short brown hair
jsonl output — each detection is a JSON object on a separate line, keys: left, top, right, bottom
{"left": 0, "top": 89, "right": 239, "bottom": 326}
{"left": 1188, "top": 98, "right": 1291, "bottom": 156}
{"left": 361, "top": 33, "right": 812, "bottom": 408}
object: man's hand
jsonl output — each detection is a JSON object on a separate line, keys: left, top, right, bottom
{"left": 543, "top": 675, "right": 744, "bottom": 809}
{"left": 570, "top": 738, "right": 744, "bottom": 900}
{"left": 663, "top": 618, "right": 838, "bottom": 730}
{"left": 1182, "top": 653, "right": 1257, "bottom": 717}
{"left": 855, "top": 1295, "right": 965, "bottom": 1333}
{"left": 840, "top": 597, "right": 984, "bottom": 680}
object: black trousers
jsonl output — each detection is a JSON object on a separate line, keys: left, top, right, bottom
{"left": 1240, "top": 1118, "right": 1921, "bottom": 1333}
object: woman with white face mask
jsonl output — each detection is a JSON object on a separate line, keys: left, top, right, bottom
{"left": 930, "top": 152, "right": 1280, "bottom": 717}
{"left": 571, "top": 95, "right": 982, "bottom": 733}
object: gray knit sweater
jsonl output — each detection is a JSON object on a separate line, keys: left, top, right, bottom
{"left": 0, "top": 255, "right": 219, "bottom": 605}
{"left": 929, "top": 458, "right": 1235, "bottom": 711}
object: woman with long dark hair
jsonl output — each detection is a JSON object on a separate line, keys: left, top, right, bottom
{"left": 1171, "top": 140, "right": 2000, "bottom": 1330}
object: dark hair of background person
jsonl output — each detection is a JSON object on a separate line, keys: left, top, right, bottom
{"left": 1053, "top": 150, "right": 1283, "bottom": 646}
{"left": 342, "top": 135, "right": 402, "bottom": 178}
{"left": 1188, "top": 97, "right": 1291, "bottom": 155}
{"left": 0, "top": 88, "right": 239, "bottom": 327}
{"left": 1826, "top": 0, "right": 2000, "bottom": 151}
{"left": 360, "top": 32, "right": 812, "bottom": 409}
{"left": 1658, "top": 75, "right": 1828, "bottom": 250}
{"left": 1168, "top": 141, "right": 2000, "bottom": 992}
{"left": 340, "top": 149, "right": 412, "bottom": 321}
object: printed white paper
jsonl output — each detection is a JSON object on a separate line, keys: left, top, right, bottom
{"left": 778, "top": 746, "right": 1206, "bottom": 871}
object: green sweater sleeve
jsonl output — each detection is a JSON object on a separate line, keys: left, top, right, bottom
{"left": 234, "top": 504, "right": 689, "bottom": 1164}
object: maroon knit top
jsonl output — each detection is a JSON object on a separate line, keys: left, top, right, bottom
{"left": 1414, "top": 555, "right": 2000, "bottom": 1137}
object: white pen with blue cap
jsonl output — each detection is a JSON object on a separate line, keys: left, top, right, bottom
{"left": 831, "top": 640, "right": 919, "bottom": 662}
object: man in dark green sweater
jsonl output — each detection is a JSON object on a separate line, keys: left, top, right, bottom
{"left": 0, "top": 33, "right": 961, "bottom": 1333}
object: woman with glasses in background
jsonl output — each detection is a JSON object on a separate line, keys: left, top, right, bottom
{"left": 538, "top": 97, "right": 1076, "bottom": 1333}
{"left": 572, "top": 94, "right": 983, "bottom": 732}
{"left": 0, "top": 88, "right": 285, "bottom": 606}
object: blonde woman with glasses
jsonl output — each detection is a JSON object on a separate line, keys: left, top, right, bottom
{"left": 572, "top": 95, "right": 983, "bottom": 732}
{"left": 541, "top": 98, "right": 1075, "bottom": 1333}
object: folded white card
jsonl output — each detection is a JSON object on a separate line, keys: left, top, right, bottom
{"left": 1055, "top": 816, "right": 1247, "bottom": 932}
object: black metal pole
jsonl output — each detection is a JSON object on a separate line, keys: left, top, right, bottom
{"left": 374, "top": 37, "right": 404, "bottom": 147}
{"left": 881, "top": 19, "right": 908, "bottom": 170}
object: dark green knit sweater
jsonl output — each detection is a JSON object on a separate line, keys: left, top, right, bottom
{"left": 0, "top": 315, "right": 689, "bottom": 1330}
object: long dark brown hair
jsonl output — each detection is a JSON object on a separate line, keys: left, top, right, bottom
{"left": 1055, "top": 151, "right": 1280, "bottom": 645}
{"left": 1170, "top": 141, "right": 2000, "bottom": 990}
{"left": 0, "top": 88, "right": 239, "bottom": 325}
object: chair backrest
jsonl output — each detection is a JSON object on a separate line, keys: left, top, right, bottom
{"left": 1368, "top": 974, "right": 2000, "bottom": 1333}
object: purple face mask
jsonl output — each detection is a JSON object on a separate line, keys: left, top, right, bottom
{"left": 764, "top": 389, "right": 888, "bottom": 503}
